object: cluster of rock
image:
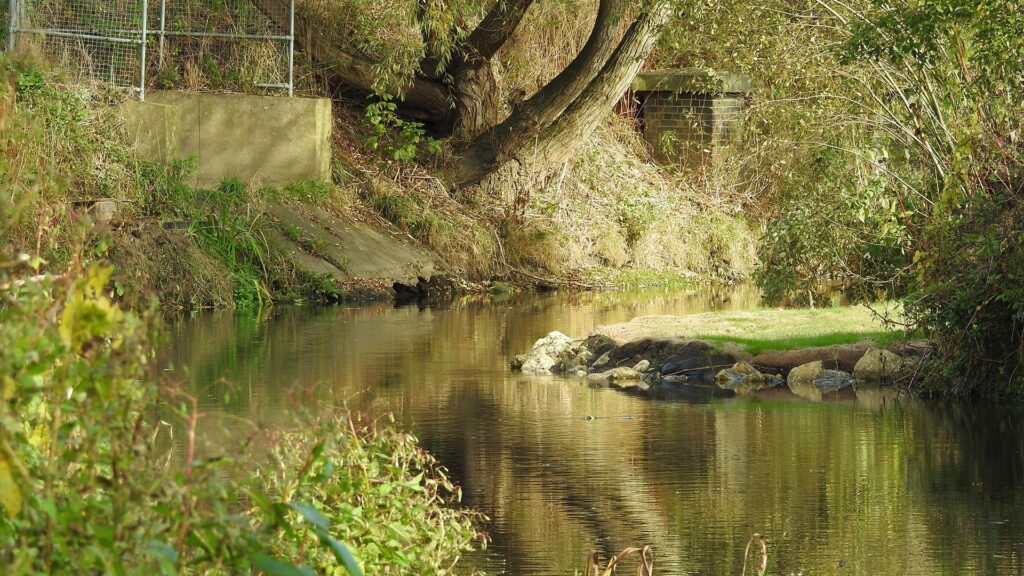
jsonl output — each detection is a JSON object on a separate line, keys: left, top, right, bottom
{"left": 510, "top": 332, "right": 915, "bottom": 400}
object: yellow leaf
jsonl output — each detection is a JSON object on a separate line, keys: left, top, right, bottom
{"left": 0, "top": 453, "right": 23, "bottom": 518}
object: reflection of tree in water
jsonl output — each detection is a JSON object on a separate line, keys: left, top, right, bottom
{"left": 911, "top": 403, "right": 1024, "bottom": 575}
{"left": 157, "top": 288, "right": 1024, "bottom": 576}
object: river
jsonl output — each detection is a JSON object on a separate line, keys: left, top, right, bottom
{"left": 159, "top": 287, "right": 1024, "bottom": 575}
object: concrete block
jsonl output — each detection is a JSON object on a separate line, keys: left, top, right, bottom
{"left": 122, "top": 91, "right": 332, "bottom": 188}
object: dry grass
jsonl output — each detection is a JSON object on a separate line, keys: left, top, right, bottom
{"left": 510, "top": 115, "right": 756, "bottom": 280}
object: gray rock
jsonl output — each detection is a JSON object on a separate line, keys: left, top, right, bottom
{"left": 592, "top": 352, "right": 611, "bottom": 369}
{"left": 787, "top": 360, "right": 854, "bottom": 400}
{"left": 715, "top": 362, "right": 777, "bottom": 392}
{"left": 853, "top": 348, "right": 903, "bottom": 381}
{"left": 608, "top": 367, "right": 643, "bottom": 381}
{"left": 633, "top": 359, "right": 651, "bottom": 372}
{"left": 515, "top": 331, "right": 575, "bottom": 374}
{"left": 520, "top": 353, "right": 557, "bottom": 374}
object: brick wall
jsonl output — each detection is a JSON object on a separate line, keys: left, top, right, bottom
{"left": 638, "top": 90, "right": 746, "bottom": 170}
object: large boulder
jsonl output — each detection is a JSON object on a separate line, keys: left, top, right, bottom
{"left": 511, "top": 331, "right": 575, "bottom": 375}
{"left": 853, "top": 348, "right": 904, "bottom": 381}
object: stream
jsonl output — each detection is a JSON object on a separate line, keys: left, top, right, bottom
{"left": 160, "top": 286, "right": 1024, "bottom": 575}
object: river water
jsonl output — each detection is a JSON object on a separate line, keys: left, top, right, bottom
{"left": 160, "top": 287, "right": 1024, "bottom": 575}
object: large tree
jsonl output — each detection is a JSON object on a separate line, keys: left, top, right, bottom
{"left": 256, "top": 0, "right": 675, "bottom": 187}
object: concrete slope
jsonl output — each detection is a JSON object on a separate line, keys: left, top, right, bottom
{"left": 266, "top": 201, "right": 438, "bottom": 288}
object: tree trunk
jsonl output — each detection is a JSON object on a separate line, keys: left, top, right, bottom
{"left": 531, "top": 0, "right": 674, "bottom": 165}
{"left": 450, "top": 0, "right": 630, "bottom": 186}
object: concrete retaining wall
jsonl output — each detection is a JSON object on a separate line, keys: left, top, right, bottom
{"left": 123, "top": 91, "right": 332, "bottom": 188}
{"left": 631, "top": 70, "right": 751, "bottom": 170}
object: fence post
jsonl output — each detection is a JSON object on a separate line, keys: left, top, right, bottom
{"left": 158, "top": 0, "right": 166, "bottom": 68}
{"left": 139, "top": 0, "right": 148, "bottom": 100}
{"left": 7, "top": 0, "right": 16, "bottom": 52}
{"left": 288, "top": 0, "right": 294, "bottom": 97}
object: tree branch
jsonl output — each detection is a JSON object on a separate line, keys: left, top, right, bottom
{"left": 451, "top": 0, "right": 630, "bottom": 185}
{"left": 532, "top": 0, "right": 674, "bottom": 165}
{"left": 465, "top": 0, "right": 538, "bottom": 62}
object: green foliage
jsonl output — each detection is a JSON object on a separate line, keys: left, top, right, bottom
{"left": 364, "top": 98, "right": 440, "bottom": 162}
{"left": 140, "top": 163, "right": 274, "bottom": 308}
{"left": 0, "top": 72, "right": 484, "bottom": 571}
{"left": 682, "top": 0, "right": 1023, "bottom": 394}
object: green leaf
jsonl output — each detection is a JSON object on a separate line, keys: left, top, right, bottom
{"left": 146, "top": 541, "right": 180, "bottom": 576}
{"left": 252, "top": 555, "right": 315, "bottom": 576}
{"left": 288, "top": 501, "right": 329, "bottom": 529}
{"left": 314, "top": 527, "right": 365, "bottom": 576}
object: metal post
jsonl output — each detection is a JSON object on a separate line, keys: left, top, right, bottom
{"left": 288, "top": 0, "right": 294, "bottom": 97}
{"left": 139, "top": 0, "right": 148, "bottom": 100}
{"left": 7, "top": 0, "right": 17, "bottom": 52}
{"left": 158, "top": 0, "right": 166, "bottom": 68}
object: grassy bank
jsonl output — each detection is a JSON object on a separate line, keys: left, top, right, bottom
{"left": 595, "top": 305, "right": 905, "bottom": 355}
{"left": 2, "top": 55, "right": 364, "bottom": 309}
{"left": 1, "top": 62, "right": 484, "bottom": 573}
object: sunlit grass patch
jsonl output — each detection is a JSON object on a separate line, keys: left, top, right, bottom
{"left": 598, "top": 304, "right": 907, "bottom": 354}
{"left": 692, "top": 305, "right": 904, "bottom": 353}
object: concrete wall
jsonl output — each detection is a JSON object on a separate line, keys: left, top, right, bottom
{"left": 632, "top": 70, "right": 751, "bottom": 171}
{"left": 123, "top": 91, "right": 332, "bottom": 188}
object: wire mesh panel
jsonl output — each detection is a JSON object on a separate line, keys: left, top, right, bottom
{"left": 8, "top": 0, "right": 147, "bottom": 93}
{"left": 150, "top": 0, "right": 293, "bottom": 94}
{"left": 7, "top": 0, "right": 294, "bottom": 98}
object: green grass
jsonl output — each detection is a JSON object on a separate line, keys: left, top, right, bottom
{"left": 597, "top": 304, "right": 908, "bottom": 354}
{"left": 700, "top": 330, "right": 905, "bottom": 355}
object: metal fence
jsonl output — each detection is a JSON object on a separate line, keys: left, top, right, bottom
{"left": 6, "top": 0, "right": 294, "bottom": 99}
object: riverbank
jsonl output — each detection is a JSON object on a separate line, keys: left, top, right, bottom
{"left": 3, "top": 55, "right": 755, "bottom": 310}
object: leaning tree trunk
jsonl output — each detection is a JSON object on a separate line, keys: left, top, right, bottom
{"left": 531, "top": 0, "right": 674, "bottom": 165}
{"left": 448, "top": 0, "right": 537, "bottom": 136}
{"left": 450, "top": 0, "right": 630, "bottom": 186}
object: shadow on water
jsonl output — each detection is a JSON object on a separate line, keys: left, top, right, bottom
{"left": 158, "top": 286, "right": 1024, "bottom": 576}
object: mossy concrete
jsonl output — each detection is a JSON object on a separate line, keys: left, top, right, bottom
{"left": 122, "top": 91, "right": 331, "bottom": 188}
{"left": 266, "top": 201, "right": 438, "bottom": 287}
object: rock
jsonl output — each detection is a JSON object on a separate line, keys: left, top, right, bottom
{"left": 715, "top": 362, "right": 777, "bottom": 392}
{"left": 655, "top": 341, "right": 739, "bottom": 384}
{"left": 661, "top": 374, "right": 689, "bottom": 384}
{"left": 588, "top": 366, "right": 643, "bottom": 383}
{"left": 591, "top": 352, "right": 611, "bottom": 369}
{"left": 633, "top": 359, "right": 651, "bottom": 372}
{"left": 788, "top": 361, "right": 824, "bottom": 387}
{"left": 520, "top": 353, "right": 557, "bottom": 374}
{"left": 787, "top": 360, "right": 855, "bottom": 400}
{"left": 853, "top": 348, "right": 903, "bottom": 381}
{"left": 514, "top": 331, "right": 575, "bottom": 374}
{"left": 609, "top": 367, "right": 643, "bottom": 381}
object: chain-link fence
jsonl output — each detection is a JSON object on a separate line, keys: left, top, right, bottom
{"left": 6, "top": 0, "right": 294, "bottom": 99}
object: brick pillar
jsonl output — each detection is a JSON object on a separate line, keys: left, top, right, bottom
{"left": 631, "top": 70, "right": 751, "bottom": 172}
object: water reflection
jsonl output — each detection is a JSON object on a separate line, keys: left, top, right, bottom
{"left": 159, "top": 287, "right": 1024, "bottom": 575}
